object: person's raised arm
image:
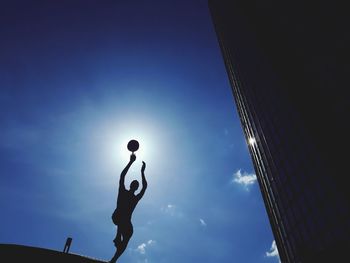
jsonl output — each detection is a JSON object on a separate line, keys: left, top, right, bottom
{"left": 137, "top": 161, "right": 147, "bottom": 199}
{"left": 119, "top": 154, "right": 136, "bottom": 190}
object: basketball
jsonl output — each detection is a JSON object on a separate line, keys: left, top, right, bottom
{"left": 127, "top": 139, "right": 139, "bottom": 152}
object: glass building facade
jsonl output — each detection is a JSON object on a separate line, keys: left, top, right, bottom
{"left": 208, "top": 0, "right": 350, "bottom": 262}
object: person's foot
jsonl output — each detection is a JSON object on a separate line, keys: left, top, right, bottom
{"left": 109, "top": 252, "right": 118, "bottom": 263}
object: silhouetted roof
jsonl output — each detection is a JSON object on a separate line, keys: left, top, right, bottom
{"left": 0, "top": 244, "right": 107, "bottom": 262}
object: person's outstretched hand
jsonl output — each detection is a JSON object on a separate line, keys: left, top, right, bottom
{"left": 141, "top": 161, "right": 146, "bottom": 173}
{"left": 130, "top": 153, "right": 136, "bottom": 163}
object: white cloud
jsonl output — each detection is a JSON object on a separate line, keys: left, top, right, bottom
{"left": 266, "top": 240, "right": 280, "bottom": 262}
{"left": 137, "top": 243, "right": 147, "bottom": 254}
{"left": 161, "top": 204, "right": 183, "bottom": 218}
{"left": 147, "top": 240, "right": 156, "bottom": 245}
{"left": 199, "top": 218, "right": 207, "bottom": 226}
{"left": 161, "top": 204, "right": 175, "bottom": 215}
{"left": 136, "top": 240, "right": 156, "bottom": 255}
{"left": 232, "top": 169, "right": 257, "bottom": 190}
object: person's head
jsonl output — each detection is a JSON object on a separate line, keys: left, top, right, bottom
{"left": 130, "top": 180, "right": 139, "bottom": 192}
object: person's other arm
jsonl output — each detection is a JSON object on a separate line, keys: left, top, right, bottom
{"left": 137, "top": 161, "right": 147, "bottom": 199}
{"left": 119, "top": 154, "right": 136, "bottom": 191}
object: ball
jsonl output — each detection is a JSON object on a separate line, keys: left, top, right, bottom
{"left": 127, "top": 139, "right": 139, "bottom": 152}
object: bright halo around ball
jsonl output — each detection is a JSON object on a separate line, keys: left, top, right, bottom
{"left": 100, "top": 119, "right": 163, "bottom": 175}
{"left": 114, "top": 129, "right": 154, "bottom": 165}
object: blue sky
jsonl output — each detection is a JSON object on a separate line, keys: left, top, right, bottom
{"left": 0, "top": 1, "right": 279, "bottom": 262}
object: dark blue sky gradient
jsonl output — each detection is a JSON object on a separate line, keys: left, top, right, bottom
{"left": 0, "top": 1, "right": 278, "bottom": 262}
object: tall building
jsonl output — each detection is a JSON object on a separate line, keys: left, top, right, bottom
{"left": 208, "top": 0, "right": 350, "bottom": 262}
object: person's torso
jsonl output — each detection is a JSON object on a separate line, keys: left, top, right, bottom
{"left": 116, "top": 189, "right": 139, "bottom": 220}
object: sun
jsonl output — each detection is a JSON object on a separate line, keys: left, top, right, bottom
{"left": 104, "top": 119, "right": 161, "bottom": 168}
{"left": 97, "top": 117, "right": 166, "bottom": 182}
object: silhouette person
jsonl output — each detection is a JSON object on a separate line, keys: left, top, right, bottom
{"left": 110, "top": 153, "right": 147, "bottom": 262}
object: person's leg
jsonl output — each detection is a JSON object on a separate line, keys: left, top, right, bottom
{"left": 113, "top": 227, "right": 122, "bottom": 247}
{"left": 109, "top": 250, "right": 119, "bottom": 263}
{"left": 110, "top": 237, "right": 131, "bottom": 263}
{"left": 115, "top": 234, "right": 131, "bottom": 259}
{"left": 111, "top": 222, "right": 133, "bottom": 262}
{"left": 109, "top": 225, "right": 123, "bottom": 263}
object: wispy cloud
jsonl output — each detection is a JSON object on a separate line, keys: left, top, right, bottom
{"left": 199, "top": 218, "right": 207, "bottom": 227}
{"left": 136, "top": 243, "right": 147, "bottom": 254}
{"left": 232, "top": 169, "right": 257, "bottom": 190}
{"left": 265, "top": 240, "right": 280, "bottom": 262}
{"left": 161, "top": 204, "right": 183, "bottom": 218}
{"left": 136, "top": 240, "right": 156, "bottom": 255}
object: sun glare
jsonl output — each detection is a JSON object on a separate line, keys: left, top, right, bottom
{"left": 105, "top": 121, "right": 160, "bottom": 168}
{"left": 248, "top": 137, "right": 256, "bottom": 146}
{"left": 117, "top": 133, "right": 150, "bottom": 164}
{"left": 97, "top": 117, "right": 168, "bottom": 185}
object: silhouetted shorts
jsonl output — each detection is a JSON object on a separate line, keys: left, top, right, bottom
{"left": 112, "top": 210, "right": 133, "bottom": 236}
{"left": 112, "top": 209, "right": 120, "bottom": 225}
